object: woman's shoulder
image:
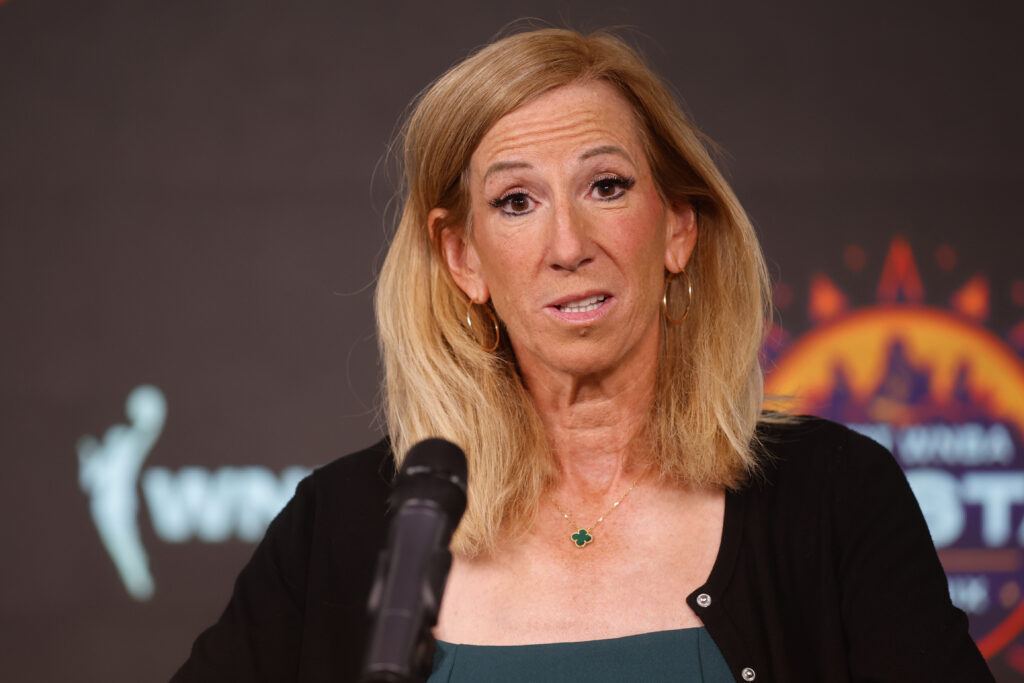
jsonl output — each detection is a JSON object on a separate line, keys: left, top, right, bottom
{"left": 749, "top": 414, "right": 905, "bottom": 495}
{"left": 309, "top": 437, "right": 395, "bottom": 488}
{"left": 736, "top": 415, "right": 929, "bottom": 568}
{"left": 284, "top": 437, "right": 396, "bottom": 522}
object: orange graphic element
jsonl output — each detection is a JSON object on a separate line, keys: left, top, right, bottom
{"left": 877, "top": 237, "right": 925, "bottom": 304}
{"left": 765, "top": 306, "right": 1024, "bottom": 431}
{"left": 951, "top": 275, "right": 990, "bottom": 322}
{"left": 979, "top": 600, "right": 1024, "bottom": 659}
{"left": 808, "top": 273, "right": 848, "bottom": 323}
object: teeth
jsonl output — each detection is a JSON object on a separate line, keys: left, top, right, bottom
{"left": 558, "top": 295, "right": 607, "bottom": 313}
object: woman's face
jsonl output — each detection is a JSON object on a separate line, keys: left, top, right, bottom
{"left": 438, "top": 80, "right": 697, "bottom": 381}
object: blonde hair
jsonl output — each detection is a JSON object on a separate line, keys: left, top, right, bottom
{"left": 376, "top": 28, "right": 773, "bottom": 557}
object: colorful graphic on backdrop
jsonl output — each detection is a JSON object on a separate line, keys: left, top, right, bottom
{"left": 765, "top": 237, "right": 1024, "bottom": 673}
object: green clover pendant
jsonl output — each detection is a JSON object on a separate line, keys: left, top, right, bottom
{"left": 571, "top": 529, "right": 593, "bottom": 548}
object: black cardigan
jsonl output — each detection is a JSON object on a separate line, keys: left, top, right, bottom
{"left": 171, "top": 418, "right": 993, "bottom": 682}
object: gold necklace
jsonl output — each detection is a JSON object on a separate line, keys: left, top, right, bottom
{"left": 552, "top": 472, "right": 645, "bottom": 549}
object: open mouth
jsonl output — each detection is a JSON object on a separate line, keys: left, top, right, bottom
{"left": 556, "top": 295, "right": 608, "bottom": 313}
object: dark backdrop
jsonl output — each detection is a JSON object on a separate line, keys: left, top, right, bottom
{"left": 2, "top": 1, "right": 1022, "bottom": 681}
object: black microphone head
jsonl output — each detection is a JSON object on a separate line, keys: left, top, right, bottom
{"left": 401, "top": 438, "right": 468, "bottom": 489}
{"left": 394, "top": 438, "right": 468, "bottom": 524}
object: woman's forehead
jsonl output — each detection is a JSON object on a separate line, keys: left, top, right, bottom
{"left": 469, "top": 81, "right": 647, "bottom": 179}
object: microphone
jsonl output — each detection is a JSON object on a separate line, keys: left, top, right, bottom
{"left": 361, "top": 438, "right": 468, "bottom": 683}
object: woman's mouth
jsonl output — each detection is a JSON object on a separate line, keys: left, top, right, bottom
{"left": 557, "top": 294, "right": 608, "bottom": 313}
{"left": 547, "top": 293, "right": 613, "bottom": 323}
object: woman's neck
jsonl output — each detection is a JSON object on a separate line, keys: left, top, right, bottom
{"left": 518, "top": 333, "right": 659, "bottom": 500}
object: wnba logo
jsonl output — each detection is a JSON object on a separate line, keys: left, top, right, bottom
{"left": 77, "top": 385, "right": 309, "bottom": 600}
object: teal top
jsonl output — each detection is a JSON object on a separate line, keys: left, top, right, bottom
{"left": 428, "top": 627, "right": 733, "bottom": 682}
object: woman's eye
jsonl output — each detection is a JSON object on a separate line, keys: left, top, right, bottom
{"left": 589, "top": 176, "right": 635, "bottom": 201}
{"left": 489, "top": 192, "right": 534, "bottom": 216}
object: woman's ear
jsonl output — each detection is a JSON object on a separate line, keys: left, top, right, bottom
{"left": 664, "top": 201, "right": 699, "bottom": 273}
{"left": 430, "top": 207, "right": 490, "bottom": 303}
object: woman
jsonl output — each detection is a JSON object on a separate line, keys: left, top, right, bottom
{"left": 173, "top": 28, "right": 993, "bottom": 682}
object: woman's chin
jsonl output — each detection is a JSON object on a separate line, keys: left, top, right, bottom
{"left": 514, "top": 342, "right": 646, "bottom": 385}
{"left": 508, "top": 317, "right": 661, "bottom": 385}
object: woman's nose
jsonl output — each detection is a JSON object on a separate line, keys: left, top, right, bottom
{"left": 548, "top": 203, "right": 594, "bottom": 272}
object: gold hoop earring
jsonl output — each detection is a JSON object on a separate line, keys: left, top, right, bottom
{"left": 465, "top": 300, "right": 500, "bottom": 352}
{"left": 663, "top": 270, "right": 692, "bottom": 325}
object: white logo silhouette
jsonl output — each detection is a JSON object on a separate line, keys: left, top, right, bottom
{"left": 78, "top": 385, "right": 311, "bottom": 600}
{"left": 77, "top": 385, "right": 165, "bottom": 600}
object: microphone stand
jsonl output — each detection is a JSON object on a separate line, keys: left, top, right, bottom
{"left": 362, "top": 501, "right": 453, "bottom": 683}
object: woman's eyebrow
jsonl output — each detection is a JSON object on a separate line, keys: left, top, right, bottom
{"left": 483, "top": 145, "right": 631, "bottom": 182}
{"left": 579, "top": 145, "right": 631, "bottom": 162}
{"left": 483, "top": 160, "right": 532, "bottom": 182}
